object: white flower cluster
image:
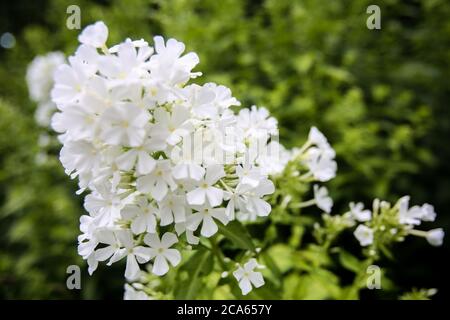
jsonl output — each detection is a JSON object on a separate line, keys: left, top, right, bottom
{"left": 51, "top": 21, "right": 278, "bottom": 281}
{"left": 26, "top": 52, "right": 65, "bottom": 127}
{"left": 352, "top": 197, "right": 444, "bottom": 247}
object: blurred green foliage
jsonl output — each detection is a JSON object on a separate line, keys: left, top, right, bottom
{"left": 0, "top": 0, "right": 449, "bottom": 299}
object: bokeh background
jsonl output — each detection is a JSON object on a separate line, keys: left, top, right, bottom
{"left": 0, "top": 0, "right": 449, "bottom": 299}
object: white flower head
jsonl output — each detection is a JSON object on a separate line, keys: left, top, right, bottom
{"left": 52, "top": 21, "right": 288, "bottom": 283}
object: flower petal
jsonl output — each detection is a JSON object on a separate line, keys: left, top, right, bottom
{"left": 137, "top": 151, "right": 156, "bottom": 175}
{"left": 163, "top": 248, "right": 181, "bottom": 266}
{"left": 125, "top": 254, "right": 140, "bottom": 280}
{"left": 201, "top": 215, "right": 218, "bottom": 237}
{"left": 144, "top": 233, "right": 161, "bottom": 248}
{"left": 152, "top": 255, "right": 169, "bottom": 276}
{"left": 206, "top": 187, "right": 223, "bottom": 207}
{"left": 95, "top": 246, "right": 115, "bottom": 261}
{"left": 161, "top": 232, "right": 178, "bottom": 248}
{"left": 238, "top": 278, "right": 252, "bottom": 295}
{"left": 249, "top": 272, "right": 265, "bottom": 288}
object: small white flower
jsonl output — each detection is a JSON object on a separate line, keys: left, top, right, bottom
{"left": 51, "top": 63, "right": 89, "bottom": 105}
{"left": 51, "top": 21, "right": 289, "bottom": 282}
{"left": 308, "top": 126, "right": 329, "bottom": 149}
{"left": 158, "top": 193, "right": 188, "bottom": 226}
{"left": 186, "top": 204, "right": 229, "bottom": 238}
{"left": 236, "top": 163, "right": 263, "bottom": 188}
{"left": 398, "top": 196, "right": 431, "bottom": 226}
{"left": 305, "top": 147, "right": 337, "bottom": 182}
{"left": 84, "top": 188, "right": 123, "bottom": 227}
{"left": 121, "top": 198, "right": 157, "bottom": 234}
{"left": 354, "top": 225, "right": 374, "bottom": 247}
{"left": 149, "top": 36, "right": 200, "bottom": 86}
{"left": 182, "top": 84, "right": 218, "bottom": 119}
{"left": 236, "top": 179, "right": 274, "bottom": 221}
{"left": 100, "top": 104, "right": 150, "bottom": 147}
{"left": 398, "top": 197, "right": 438, "bottom": 226}
{"left": 237, "top": 106, "right": 278, "bottom": 140}
{"left": 144, "top": 232, "right": 181, "bottom": 276}
{"left": 26, "top": 52, "right": 65, "bottom": 127}
{"left": 313, "top": 185, "right": 333, "bottom": 213}
{"left": 349, "top": 202, "right": 372, "bottom": 222}
{"left": 94, "top": 230, "right": 152, "bottom": 280}
{"left": 149, "top": 105, "right": 192, "bottom": 146}
{"left": 27, "top": 52, "right": 65, "bottom": 103}
{"left": 224, "top": 189, "right": 246, "bottom": 221}
{"left": 136, "top": 160, "right": 177, "bottom": 201}
{"left": 233, "top": 259, "right": 265, "bottom": 295}
{"left": 256, "top": 141, "right": 291, "bottom": 176}
{"left": 170, "top": 143, "right": 206, "bottom": 181}
{"left": 78, "top": 21, "right": 108, "bottom": 48}
{"left": 426, "top": 228, "right": 444, "bottom": 247}
{"left": 420, "top": 203, "right": 436, "bottom": 222}
{"left": 186, "top": 164, "right": 225, "bottom": 207}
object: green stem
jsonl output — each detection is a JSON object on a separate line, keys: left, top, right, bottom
{"left": 407, "top": 229, "right": 428, "bottom": 237}
{"left": 291, "top": 199, "right": 316, "bottom": 209}
{"left": 209, "top": 236, "right": 227, "bottom": 270}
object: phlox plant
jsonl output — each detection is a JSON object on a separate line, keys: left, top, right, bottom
{"left": 27, "top": 21, "right": 444, "bottom": 300}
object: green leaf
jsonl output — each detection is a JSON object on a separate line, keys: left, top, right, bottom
{"left": 217, "top": 221, "right": 256, "bottom": 252}
{"left": 379, "top": 244, "right": 394, "bottom": 260}
{"left": 338, "top": 249, "right": 362, "bottom": 273}
{"left": 174, "top": 248, "right": 214, "bottom": 299}
{"left": 266, "top": 244, "right": 294, "bottom": 273}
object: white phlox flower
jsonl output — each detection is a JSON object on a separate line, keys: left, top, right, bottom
{"left": 52, "top": 21, "right": 282, "bottom": 283}
{"left": 354, "top": 224, "right": 374, "bottom": 247}
{"left": 349, "top": 202, "right": 372, "bottom": 222}
{"left": 233, "top": 258, "right": 265, "bottom": 295}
